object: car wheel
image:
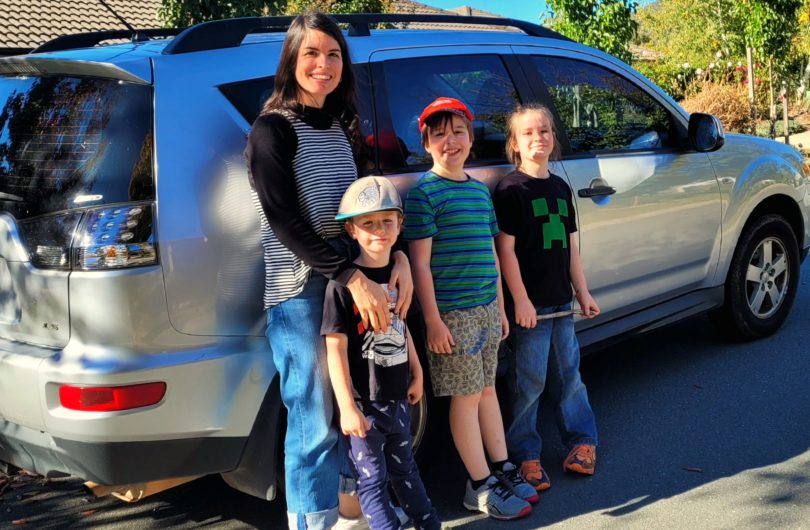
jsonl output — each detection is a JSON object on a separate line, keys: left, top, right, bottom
{"left": 710, "top": 214, "right": 800, "bottom": 339}
{"left": 409, "top": 392, "right": 428, "bottom": 451}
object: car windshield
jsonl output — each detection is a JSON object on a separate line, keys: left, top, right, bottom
{"left": 0, "top": 75, "right": 153, "bottom": 220}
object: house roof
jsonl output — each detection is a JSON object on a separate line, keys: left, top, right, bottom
{"left": 390, "top": 0, "right": 514, "bottom": 31}
{"left": 0, "top": 0, "right": 161, "bottom": 51}
{"left": 0, "top": 0, "right": 514, "bottom": 55}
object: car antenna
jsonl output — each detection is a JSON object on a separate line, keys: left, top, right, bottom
{"left": 98, "top": 0, "right": 148, "bottom": 42}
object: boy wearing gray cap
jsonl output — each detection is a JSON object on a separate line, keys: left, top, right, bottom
{"left": 322, "top": 177, "right": 440, "bottom": 530}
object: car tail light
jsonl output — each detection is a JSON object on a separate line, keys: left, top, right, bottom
{"left": 59, "top": 382, "right": 166, "bottom": 411}
{"left": 16, "top": 202, "right": 157, "bottom": 271}
{"left": 17, "top": 211, "right": 83, "bottom": 270}
{"left": 73, "top": 203, "right": 157, "bottom": 270}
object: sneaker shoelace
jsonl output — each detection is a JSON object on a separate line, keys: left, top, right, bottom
{"left": 489, "top": 480, "right": 515, "bottom": 501}
{"left": 503, "top": 466, "right": 525, "bottom": 486}
{"left": 522, "top": 461, "right": 541, "bottom": 476}
{"left": 572, "top": 446, "right": 594, "bottom": 462}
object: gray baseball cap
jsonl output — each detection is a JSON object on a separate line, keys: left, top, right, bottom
{"left": 336, "top": 176, "right": 403, "bottom": 220}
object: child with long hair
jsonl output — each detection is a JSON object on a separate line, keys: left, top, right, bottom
{"left": 494, "top": 103, "right": 599, "bottom": 494}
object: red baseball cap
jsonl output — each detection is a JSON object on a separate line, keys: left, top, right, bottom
{"left": 418, "top": 97, "right": 474, "bottom": 131}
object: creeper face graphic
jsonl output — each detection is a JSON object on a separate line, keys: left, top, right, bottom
{"left": 532, "top": 197, "right": 568, "bottom": 249}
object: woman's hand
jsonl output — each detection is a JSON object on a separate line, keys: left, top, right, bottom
{"left": 514, "top": 297, "right": 537, "bottom": 329}
{"left": 347, "top": 270, "right": 391, "bottom": 331}
{"left": 426, "top": 316, "right": 455, "bottom": 354}
{"left": 390, "top": 251, "right": 413, "bottom": 318}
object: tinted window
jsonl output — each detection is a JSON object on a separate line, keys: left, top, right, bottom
{"left": 531, "top": 57, "right": 678, "bottom": 153}
{"left": 219, "top": 75, "right": 274, "bottom": 125}
{"left": 376, "top": 55, "right": 520, "bottom": 169}
{"left": 220, "top": 65, "right": 374, "bottom": 168}
{"left": 0, "top": 75, "right": 153, "bottom": 219}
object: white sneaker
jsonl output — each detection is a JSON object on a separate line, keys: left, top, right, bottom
{"left": 332, "top": 514, "right": 370, "bottom": 530}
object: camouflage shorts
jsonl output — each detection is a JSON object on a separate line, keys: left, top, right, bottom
{"left": 428, "top": 300, "right": 501, "bottom": 396}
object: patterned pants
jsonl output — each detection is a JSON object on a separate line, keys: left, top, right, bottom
{"left": 348, "top": 400, "right": 440, "bottom": 530}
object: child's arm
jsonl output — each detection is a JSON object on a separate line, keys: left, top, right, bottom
{"left": 495, "top": 233, "right": 537, "bottom": 329}
{"left": 492, "top": 238, "right": 509, "bottom": 340}
{"left": 325, "top": 333, "right": 370, "bottom": 437}
{"left": 406, "top": 332, "right": 424, "bottom": 405}
{"left": 408, "top": 238, "right": 455, "bottom": 354}
{"left": 569, "top": 235, "right": 600, "bottom": 318}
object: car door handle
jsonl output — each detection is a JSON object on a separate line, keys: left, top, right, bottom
{"left": 578, "top": 185, "right": 616, "bottom": 198}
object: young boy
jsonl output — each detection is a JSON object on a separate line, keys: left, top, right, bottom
{"left": 323, "top": 176, "right": 440, "bottom": 530}
{"left": 404, "top": 97, "right": 538, "bottom": 520}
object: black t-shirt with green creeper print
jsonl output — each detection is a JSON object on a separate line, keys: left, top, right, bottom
{"left": 494, "top": 170, "right": 577, "bottom": 308}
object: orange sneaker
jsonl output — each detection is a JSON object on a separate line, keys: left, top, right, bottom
{"left": 563, "top": 444, "right": 596, "bottom": 475}
{"left": 519, "top": 460, "right": 551, "bottom": 491}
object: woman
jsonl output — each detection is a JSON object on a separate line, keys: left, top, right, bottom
{"left": 245, "top": 12, "right": 413, "bottom": 530}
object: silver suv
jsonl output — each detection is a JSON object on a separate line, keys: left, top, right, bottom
{"left": 1, "top": 14, "right": 808, "bottom": 501}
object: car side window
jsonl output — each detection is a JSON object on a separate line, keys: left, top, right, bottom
{"left": 530, "top": 56, "right": 678, "bottom": 154}
{"left": 376, "top": 54, "right": 520, "bottom": 170}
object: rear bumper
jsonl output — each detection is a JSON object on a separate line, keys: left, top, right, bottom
{"left": 0, "top": 333, "right": 276, "bottom": 486}
{"left": 0, "top": 421, "right": 245, "bottom": 484}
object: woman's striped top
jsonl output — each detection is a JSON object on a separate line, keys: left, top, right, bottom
{"left": 246, "top": 107, "right": 358, "bottom": 308}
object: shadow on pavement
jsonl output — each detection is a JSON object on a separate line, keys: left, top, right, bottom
{"left": 424, "top": 268, "right": 810, "bottom": 528}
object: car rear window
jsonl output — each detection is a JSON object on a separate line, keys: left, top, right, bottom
{"left": 0, "top": 75, "right": 153, "bottom": 220}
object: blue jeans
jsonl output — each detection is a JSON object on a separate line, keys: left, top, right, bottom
{"left": 506, "top": 303, "right": 598, "bottom": 462}
{"left": 266, "top": 274, "right": 339, "bottom": 530}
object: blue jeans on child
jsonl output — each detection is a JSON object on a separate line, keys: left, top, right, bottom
{"left": 265, "top": 274, "right": 339, "bottom": 530}
{"left": 349, "top": 400, "right": 440, "bottom": 530}
{"left": 506, "top": 303, "right": 598, "bottom": 462}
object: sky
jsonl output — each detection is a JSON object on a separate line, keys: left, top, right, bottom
{"left": 425, "top": 1, "right": 548, "bottom": 24}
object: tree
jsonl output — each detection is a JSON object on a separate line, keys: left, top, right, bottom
{"left": 285, "top": 0, "right": 391, "bottom": 14}
{"left": 736, "top": 0, "right": 802, "bottom": 71}
{"left": 544, "top": 0, "right": 639, "bottom": 63}
{"left": 159, "top": 0, "right": 390, "bottom": 27}
{"left": 159, "top": 1, "right": 285, "bottom": 27}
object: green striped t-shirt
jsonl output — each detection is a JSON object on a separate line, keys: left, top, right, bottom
{"left": 403, "top": 171, "right": 499, "bottom": 312}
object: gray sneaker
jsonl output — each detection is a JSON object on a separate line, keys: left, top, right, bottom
{"left": 463, "top": 475, "right": 532, "bottom": 520}
{"left": 495, "top": 462, "right": 541, "bottom": 504}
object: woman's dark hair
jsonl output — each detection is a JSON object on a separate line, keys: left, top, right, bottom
{"left": 261, "top": 12, "right": 357, "bottom": 133}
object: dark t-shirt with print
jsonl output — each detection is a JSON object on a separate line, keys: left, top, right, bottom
{"left": 494, "top": 170, "right": 577, "bottom": 308}
{"left": 321, "top": 261, "right": 410, "bottom": 401}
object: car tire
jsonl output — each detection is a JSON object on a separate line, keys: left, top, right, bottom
{"left": 710, "top": 214, "right": 800, "bottom": 340}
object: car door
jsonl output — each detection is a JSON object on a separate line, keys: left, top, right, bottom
{"left": 515, "top": 50, "right": 723, "bottom": 327}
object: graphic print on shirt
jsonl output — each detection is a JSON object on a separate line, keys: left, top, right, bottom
{"left": 356, "top": 283, "right": 408, "bottom": 368}
{"left": 532, "top": 197, "right": 569, "bottom": 249}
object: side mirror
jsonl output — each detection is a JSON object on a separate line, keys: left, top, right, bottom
{"left": 688, "top": 113, "right": 725, "bottom": 152}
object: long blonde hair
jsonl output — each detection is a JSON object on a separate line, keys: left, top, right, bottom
{"left": 505, "top": 103, "right": 561, "bottom": 167}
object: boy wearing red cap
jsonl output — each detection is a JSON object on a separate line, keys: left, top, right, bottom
{"left": 404, "top": 98, "right": 537, "bottom": 520}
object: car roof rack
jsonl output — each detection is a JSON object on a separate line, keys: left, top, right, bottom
{"left": 33, "top": 28, "right": 184, "bottom": 54}
{"left": 162, "top": 13, "right": 570, "bottom": 55}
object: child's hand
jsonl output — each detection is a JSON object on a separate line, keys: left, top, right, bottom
{"left": 426, "top": 317, "right": 455, "bottom": 354}
{"left": 576, "top": 289, "right": 600, "bottom": 319}
{"left": 499, "top": 310, "right": 509, "bottom": 341}
{"left": 514, "top": 297, "right": 537, "bottom": 329}
{"left": 407, "top": 372, "right": 423, "bottom": 404}
{"left": 340, "top": 405, "right": 370, "bottom": 438}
